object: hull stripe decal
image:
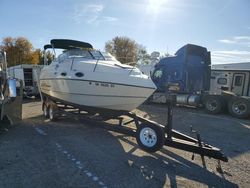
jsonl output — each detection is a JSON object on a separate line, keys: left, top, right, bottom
{"left": 40, "top": 78, "right": 156, "bottom": 90}
{"left": 42, "top": 89, "right": 148, "bottom": 99}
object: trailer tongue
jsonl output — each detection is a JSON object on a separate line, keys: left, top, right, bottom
{"left": 163, "top": 94, "right": 228, "bottom": 163}
{"left": 114, "top": 86, "right": 228, "bottom": 168}
{"left": 129, "top": 94, "right": 228, "bottom": 163}
{"left": 126, "top": 108, "right": 228, "bottom": 163}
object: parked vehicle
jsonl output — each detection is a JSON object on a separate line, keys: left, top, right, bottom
{"left": 8, "top": 64, "right": 43, "bottom": 97}
{"left": 150, "top": 44, "right": 250, "bottom": 118}
{"left": 0, "top": 51, "right": 23, "bottom": 126}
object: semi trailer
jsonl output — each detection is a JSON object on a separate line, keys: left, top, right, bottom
{"left": 151, "top": 44, "right": 250, "bottom": 118}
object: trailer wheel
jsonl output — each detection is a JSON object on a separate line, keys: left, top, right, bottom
{"left": 228, "top": 97, "right": 250, "bottom": 118}
{"left": 136, "top": 122, "right": 165, "bottom": 153}
{"left": 42, "top": 103, "right": 49, "bottom": 118}
{"left": 48, "top": 105, "right": 58, "bottom": 121}
{"left": 204, "top": 96, "right": 224, "bottom": 114}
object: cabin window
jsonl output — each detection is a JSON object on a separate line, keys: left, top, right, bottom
{"left": 75, "top": 72, "right": 84, "bottom": 77}
{"left": 234, "top": 75, "right": 243, "bottom": 86}
{"left": 217, "top": 78, "right": 227, "bottom": 85}
{"left": 61, "top": 72, "right": 67, "bottom": 76}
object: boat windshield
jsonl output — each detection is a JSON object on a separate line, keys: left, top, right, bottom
{"left": 89, "top": 50, "right": 105, "bottom": 60}
{"left": 101, "top": 52, "right": 118, "bottom": 61}
{"left": 65, "top": 49, "right": 92, "bottom": 59}
{"left": 60, "top": 49, "right": 105, "bottom": 60}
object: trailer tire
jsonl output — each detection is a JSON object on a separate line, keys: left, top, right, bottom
{"left": 228, "top": 97, "right": 250, "bottom": 118}
{"left": 136, "top": 122, "right": 165, "bottom": 153}
{"left": 203, "top": 96, "right": 224, "bottom": 114}
{"left": 42, "top": 103, "right": 49, "bottom": 118}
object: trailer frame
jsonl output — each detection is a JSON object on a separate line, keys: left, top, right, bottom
{"left": 41, "top": 94, "right": 228, "bottom": 165}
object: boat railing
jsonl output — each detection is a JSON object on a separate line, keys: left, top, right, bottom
{"left": 70, "top": 57, "right": 76, "bottom": 70}
{"left": 93, "top": 59, "right": 99, "bottom": 72}
{"left": 128, "top": 65, "right": 135, "bottom": 75}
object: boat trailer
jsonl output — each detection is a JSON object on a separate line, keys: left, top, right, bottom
{"left": 43, "top": 93, "right": 228, "bottom": 169}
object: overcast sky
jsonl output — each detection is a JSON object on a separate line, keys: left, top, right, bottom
{"left": 0, "top": 0, "right": 250, "bottom": 64}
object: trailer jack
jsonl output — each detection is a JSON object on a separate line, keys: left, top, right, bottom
{"left": 190, "top": 126, "right": 207, "bottom": 168}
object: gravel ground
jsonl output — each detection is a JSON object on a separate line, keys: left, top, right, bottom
{"left": 0, "top": 99, "right": 249, "bottom": 187}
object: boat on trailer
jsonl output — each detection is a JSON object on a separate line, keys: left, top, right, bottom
{"left": 40, "top": 39, "right": 156, "bottom": 116}
{"left": 39, "top": 39, "right": 228, "bottom": 168}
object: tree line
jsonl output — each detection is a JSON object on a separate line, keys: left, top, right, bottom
{"left": 0, "top": 36, "right": 162, "bottom": 66}
{"left": 0, "top": 37, "right": 53, "bottom": 66}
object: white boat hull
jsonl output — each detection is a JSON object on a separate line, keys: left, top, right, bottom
{"left": 40, "top": 78, "right": 155, "bottom": 112}
{"left": 40, "top": 43, "right": 156, "bottom": 113}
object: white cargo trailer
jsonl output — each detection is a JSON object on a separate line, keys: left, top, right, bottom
{"left": 203, "top": 62, "right": 250, "bottom": 118}
{"left": 210, "top": 62, "right": 250, "bottom": 96}
{"left": 8, "top": 64, "right": 43, "bottom": 97}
